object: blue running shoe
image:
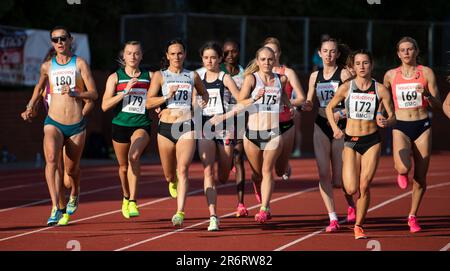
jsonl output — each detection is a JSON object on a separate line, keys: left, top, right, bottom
{"left": 47, "top": 207, "right": 63, "bottom": 226}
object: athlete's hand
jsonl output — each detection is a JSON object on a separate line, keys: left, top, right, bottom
{"left": 376, "top": 113, "right": 388, "bottom": 128}
{"left": 301, "top": 100, "right": 313, "bottom": 111}
{"left": 200, "top": 93, "right": 209, "bottom": 109}
{"left": 123, "top": 78, "right": 138, "bottom": 96}
{"left": 289, "top": 106, "right": 297, "bottom": 118}
{"left": 209, "top": 114, "right": 224, "bottom": 126}
{"left": 167, "top": 84, "right": 179, "bottom": 99}
{"left": 254, "top": 88, "right": 265, "bottom": 101}
{"left": 333, "top": 128, "right": 344, "bottom": 139}
{"left": 61, "top": 84, "right": 71, "bottom": 95}
{"left": 21, "top": 108, "right": 37, "bottom": 122}
{"left": 155, "top": 107, "right": 163, "bottom": 118}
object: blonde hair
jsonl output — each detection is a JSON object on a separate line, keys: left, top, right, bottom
{"left": 243, "top": 47, "right": 275, "bottom": 77}
{"left": 262, "top": 37, "right": 281, "bottom": 52}
{"left": 117, "top": 41, "right": 142, "bottom": 68}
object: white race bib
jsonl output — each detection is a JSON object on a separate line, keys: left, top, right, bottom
{"left": 254, "top": 86, "right": 280, "bottom": 113}
{"left": 166, "top": 83, "right": 192, "bottom": 109}
{"left": 50, "top": 68, "right": 76, "bottom": 94}
{"left": 395, "top": 83, "right": 423, "bottom": 109}
{"left": 349, "top": 92, "right": 377, "bottom": 120}
{"left": 122, "top": 88, "right": 147, "bottom": 114}
{"left": 317, "top": 81, "right": 339, "bottom": 107}
{"left": 203, "top": 88, "right": 224, "bottom": 116}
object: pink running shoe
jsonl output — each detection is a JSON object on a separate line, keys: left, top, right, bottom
{"left": 408, "top": 216, "right": 422, "bottom": 233}
{"left": 255, "top": 209, "right": 269, "bottom": 224}
{"left": 252, "top": 181, "right": 262, "bottom": 203}
{"left": 326, "top": 220, "right": 340, "bottom": 232}
{"left": 347, "top": 206, "right": 356, "bottom": 223}
{"left": 397, "top": 174, "right": 408, "bottom": 189}
{"left": 236, "top": 204, "right": 249, "bottom": 217}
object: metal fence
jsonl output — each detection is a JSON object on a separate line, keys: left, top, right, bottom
{"left": 121, "top": 12, "right": 450, "bottom": 74}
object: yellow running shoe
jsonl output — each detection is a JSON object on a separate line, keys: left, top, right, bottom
{"left": 168, "top": 173, "right": 178, "bottom": 198}
{"left": 57, "top": 213, "right": 70, "bottom": 226}
{"left": 171, "top": 211, "right": 184, "bottom": 227}
{"left": 128, "top": 201, "right": 139, "bottom": 217}
{"left": 122, "top": 198, "right": 130, "bottom": 219}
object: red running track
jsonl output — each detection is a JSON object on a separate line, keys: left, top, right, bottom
{"left": 0, "top": 153, "right": 449, "bottom": 251}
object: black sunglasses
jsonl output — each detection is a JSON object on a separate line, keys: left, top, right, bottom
{"left": 51, "top": 36, "right": 68, "bottom": 43}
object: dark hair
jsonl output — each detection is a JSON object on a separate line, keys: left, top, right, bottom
{"left": 160, "top": 38, "right": 185, "bottom": 70}
{"left": 319, "top": 36, "right": 351, "bottom": 69}
{"left": 117, "top": 41, "right": 142, "bottom": 67}
{"left": 349, "top": 49, "right": 373, "bottom": 66}
{"left": 337, "top": 43, "right": 352, "bottom": 69}
{"left": 223, "top": 39, "right": 240, "bottom": 51}
{"left": 43, "top": 47, "right": 56, "bottom": 62}
{"left": 199, "top": 41, "right": 223, "bottom": 58}
{"left": 50, "top": 26, "right": 72, "bottom": 38}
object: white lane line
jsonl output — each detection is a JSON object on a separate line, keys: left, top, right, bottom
{"left": 439, "top": 243, "right": 450, "bottom": 251}
{"left": 114, "top": 186, "right": 319, "bottom": 251}
{"left": 274, "top": 176, "right": 450, "bottom": 251}
{"left": 0, "top": 173, "right": 118, "bottom": 213}
{"left": 0, "top": 170, "right": 319, "bottom": 244}
{"left": 0, "top": 171, "right": 170, "bottom": 212}
{"left": 0, "top": 180, "right": 240, "bottom": 243}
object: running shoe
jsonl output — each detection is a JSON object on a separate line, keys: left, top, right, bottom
{"left": 47, "top": 207, "right": 63, "bottom": 226}
{"left": 121, "top": 198, "right": 130, "bottom": 219}
{"left": 281, "top": 165, "right": 291, "bottom": 181}
{"left": 207, "top": 216, "right": 220, "bottom": 231}
{"left": 397, "top": 174, "right": 408, "bottom": 190}
{"left": 236, "top": 203, "right": 249, "bottom": 218}
{"left": 128, "top": 201, "right": 139, "bottom": 217}
{"left": 354, "top": 225, "right": 367, "bottom": 239}
{"left": 252, "top": 181, "right": 261, "bottom": 203}
{"left": 408, "top": 216, "right": 422, "bottom": 233}
{"left": 292, "top": 149, "right": 301, "bottom": 158}
{"left": 169, "top": 173, "right": 178, "bottom": 198}
{"left": 347, "top": 206, "right": 356, "bottom": 223}
{"left": 57, "top": 213, "right": 70, "bottom": 226}
{"left": 172, "top": 211, "right": 185, "bottom": 227}
{"left": 255, "top": 208, "right": 270, "bottom": 224}
{"left": 66, "top": 196, "right": 79, "bottom": 215}
{"left": 326, "top": 220, "right": 340, "bottom": 232}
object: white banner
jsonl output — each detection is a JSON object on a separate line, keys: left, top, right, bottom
{"left": 0, "top": 25, "right": 90, "bottom": 86}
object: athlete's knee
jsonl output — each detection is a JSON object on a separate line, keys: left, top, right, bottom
{"left": 203, "top": 171, "right": 214, "bottom": 183}
{"left": 359, "top": 180, "right": 371, "bottom": 196}
{"left": 128, "top": 152, "right": 141, "bottom": 164}
{"left": 45, "top": 153, "right": 59, "bottom": 164}
{"left": 177, "top": 166, "right": 189, "bottom": 180}
{"left": 119, "top": 164, "right": 128, "bottom": 174}
{"left": 413, "top": 178, "right": 427, "bottom": 191}
{"left": 344, "top": 184, "right": 358, "bottom": 196}
{"left": 65, "top": 167, "right": 80, "bottom": 179}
